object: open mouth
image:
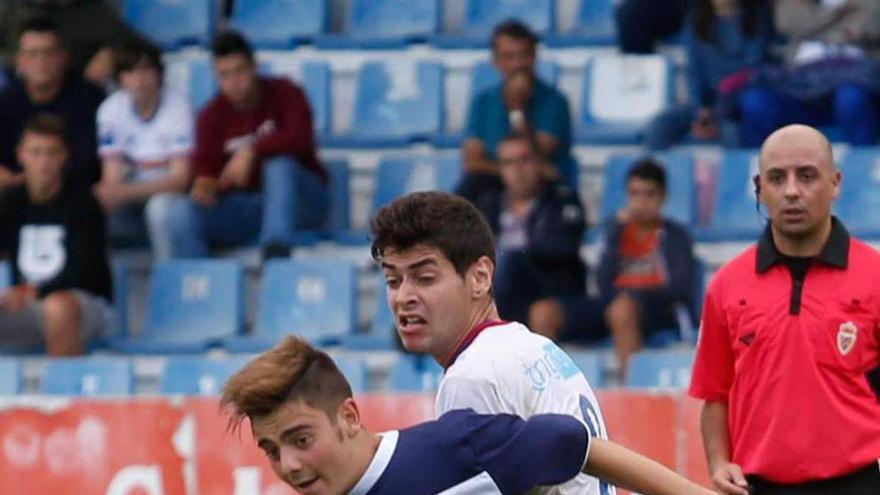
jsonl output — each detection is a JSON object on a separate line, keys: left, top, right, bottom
{"left": 294, "top": 477, "right": 318, "bottom": 491}
{"left": 398, "top": 315, "right": 427, "bottom": 332}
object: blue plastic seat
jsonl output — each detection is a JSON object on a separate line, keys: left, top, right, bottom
{"left": 600, "top": 151, "right": 697, "bottom": 227}
{"left": 334, "top": 354, "right": 368, "bottom": 392}
{"left": 0, "top": 260, "right": 10, "bottom": 290}
{"left": 165, "top": 56, "right": 216, "bottom": 112}
{"left": 323, "top": 61, "right": 444, "bottom": 147}
{"left": 568, "top": 350, "right": 605, "bottom": 388}
{"left": 231, "top": 0, "right": 327, "bottom": 48}
{"left": 341, "top": 274, "right": 398, "bottom": 350}
{"left": 836, "top": 147, "right": 880, "bottom": 238}
{"left": 577, "top": 54, "right": 674, "bottom": 145}
{"left": 302, "top": 62, "right": 331, "bottom": 137}
{"left": 160, "top": 356, "right": 251, "bottom": 395}
{"left": 546, "top": 0, "right": 617, "bottom": 47}
{"left": 123, "top": 0, "right": 214, "bottom": 49}
{"left": 390, "top": 353, "right": 443, "bottom": 392}
{"left": 41, "top": 357, "right": 133, "bottom": 396}
{"left": 112, "top": 260, "right": 245, "bottom": 354}
{"left": 700, "top": 149, "right": 765, "bottom": 241}
{"left": 316, "top": 0, "right": 439, "bottom": 48}
{"left": 435, "top": 0, "right": 554, "bottom": 48}
{"left": 625, "top": 349, "right": 695, "bottom": 389}
{"left": 372, "top": 155, "right": 463, "bottom": 213}
{"left": 320, "top": 159, "right": 351, "bottom": 235}
{"left": 225, "top": 259, "right": 357, "bottom": 352}
{"left": 0, "top": 359, "right": 21, "bottom": 394}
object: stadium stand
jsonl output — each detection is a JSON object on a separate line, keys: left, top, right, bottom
{"left": 546, "top": 0, "right": 617, "bottom": 47}
{"left": 41, "top": 357, "right": 133, "bottom": 396}
{"left": 334, "top": 354, "right": 369, "bottom": 393}
{"left": 389, "top": 353, "right": 444, "bottom": 392}
{"left": 160, "top": 356, "right": 251, "bottom": 395}
{"left": 123, "top": 0, "right": 214, "bottom": 49}
{"left": 0, "top": 358, "right": 21, "bottom": 395}
{"left": 577, "top": 54, "right": 675, "bottom": 145}
{"left": 230, "top": 0, "right": 328, "bottom": 49}
{"left": 164, "top": 56, "right": 217, "bottom": 112}
{"left": 700, "top": 149, "right": 765, "bottom": 241}
{"left": 112, "top": 260, "right": 245, "bottom": 354}
{"left": 316, "top": 0, "right": 441, "bottom": 48}
{"left": 0, "top": 260, "right": 9, "bottom": 290}
{"left": 435, "top": 0, "right": 554, "bottom": 47}
{"left": 224, "top": 258, "right": 357, "bottom": 352}
{"left": 322, "top": 61, "right": 444, "bottom": 147}
{"left": 625, "top": 349, "right": 695, "bottom": 390}
{"left": 568, "top": 350, "right": 605, "bottom": 388}
{"left": 836, "top": 147, "right": 880, "bottom": 238}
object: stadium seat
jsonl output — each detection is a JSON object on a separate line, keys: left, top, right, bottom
{"left": 577, "top": 54, "right": 674, "bottom": 145}
{"left": 836, "top": 147, "right": 880, "bottom": 238}
{"left": 111, "top": 259, "right": 129, "bottom": 339}
{"left": 41, "top": 357, "right": 133, "bottom": 396}
{"left": 160, "top": 356, "right": 251, "bottom": 395}
{"left": 600, "top": 151, "right": 697, "bottom": 227}
{"left": 342, "top": 274, "right": 398, "bottom": 350}
{"left": 231, "top": 0, "right": 327, "bottom": 48}
{"left": 625, "top": 349, "right": 695, "bottom": 389}
{"left": 568, "top": 350, "right": 605, "bottom": 388}
{"left": 372, "top": 154, "right": 463, "bottom": 212}
{"left": 225, "top": 259, "right": 357, "bottom": 352}
{"left": 0, "top": 359, "right": 21, "bottom": 394}
{"left": 323, "top": 61, "right": 444, "bottom": 147}
{"left": 434, "top": 0, "right": 554, "bottom": 48}
{"left": 390, "top": 353, "right": 443, "bottom": 392}
{"left": 546, "top": 0, "right": 617, "bottom": 47}
{"left": 334, "top": 354, "right": 368, "bottom": 392}
{"left": 700, "top": 149, "right": 765, "bottom": 241}
{"left": 316, "top": 0, "right": 440, "bottom": 48}
{"left": 0, "top": 260, "right": 10, "bottom": 290}
{"left": 262, "top": 59, "right": 331, "bottom": 137}
{"left": 319, "top": 159, "right": 351, "bottom": 236}
{"left": 112, "top": 260, "right": 245, "bottom": 354}
{"left": 164, "top": 56, "right": 216, "bottom": 112}
{"left": 123, "top": 0, "right": 214, "bottom": 49}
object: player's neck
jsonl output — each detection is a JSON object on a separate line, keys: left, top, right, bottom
{"left": 345, "top": 432, "right": 383, "bottom": 491}
{"left": 440, "top": 300, "right": 500, "bottom": 366}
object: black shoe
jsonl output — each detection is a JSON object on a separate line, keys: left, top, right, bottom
{"left": 262, "top": 242, "right": 290, "bottom": 261}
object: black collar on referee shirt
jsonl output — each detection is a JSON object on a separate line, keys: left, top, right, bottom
{"left": 756, "top": 216, "right": 849, "bottom": 314}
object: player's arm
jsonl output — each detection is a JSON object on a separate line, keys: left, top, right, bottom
{"left": 701, "top": 401, "right": 749, "bottom": 495}
{"left": 583, "top": 437, "right": 715, "bottom": 495}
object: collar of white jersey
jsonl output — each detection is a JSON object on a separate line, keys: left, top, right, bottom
{"left": 348, "top": 430, "right": 399, "bottom": 495}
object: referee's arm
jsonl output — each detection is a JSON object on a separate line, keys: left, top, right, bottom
{"left": 701, "top": 402, "right": 749, "bottom": 495}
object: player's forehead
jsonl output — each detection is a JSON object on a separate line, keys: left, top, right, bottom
{"left": 252, "top": 401, "right": 324, "bottom": 442}
{"left": 380, "top": 244, "right": 454, "bottom": 272}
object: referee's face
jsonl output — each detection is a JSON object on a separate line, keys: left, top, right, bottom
{"left": 759, "top": 126, "right": 840, "bottom": 243}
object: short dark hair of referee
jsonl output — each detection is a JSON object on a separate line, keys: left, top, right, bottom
{"left": 689, "top": 124, "right": 880, "bottom": 495}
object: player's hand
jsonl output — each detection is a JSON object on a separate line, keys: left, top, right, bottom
{"left": 191, "top": 177, "right": 219, "bottom": 207}
{"left": 710, "top": 462, "right": 750, "bottom": 495}
{"left": 219, "top": 145, "right": 255, "bottom": 190}
{"left": 0, "top": 285, "right": 36, "bottom": 313}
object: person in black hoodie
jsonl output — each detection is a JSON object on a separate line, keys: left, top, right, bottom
{"left": 485, "top": 133, "right": 587, "bottom": 324}
{"left": 0, "top": 113, "right": 112, "bottom": 355}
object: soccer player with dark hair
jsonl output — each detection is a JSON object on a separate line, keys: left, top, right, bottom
{"left": 222, "top": 335, "right": 715, "bottom": 495}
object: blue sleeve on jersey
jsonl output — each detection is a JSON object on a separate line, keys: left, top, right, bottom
{"left": 462, "top": 411, "right": 590, "bottom": 494}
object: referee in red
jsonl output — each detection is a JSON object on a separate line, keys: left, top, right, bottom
{"left": 690, "top": 124, "right": 880, "bottom": 495}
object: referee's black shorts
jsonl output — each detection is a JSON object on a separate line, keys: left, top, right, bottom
{"left": 747, "top": 463, "right": 880, "bottom": 495}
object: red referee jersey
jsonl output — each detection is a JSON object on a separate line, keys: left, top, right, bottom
{"left": 690, "top": 219, "right": 880, "bottom": 483}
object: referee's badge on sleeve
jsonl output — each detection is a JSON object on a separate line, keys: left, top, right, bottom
{"left": 837, "top": 321, "right": 858, "bottom": 356}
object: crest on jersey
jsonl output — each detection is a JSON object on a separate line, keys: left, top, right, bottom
{"left": 837, "top": 321, "right": 858, "bottom": 356}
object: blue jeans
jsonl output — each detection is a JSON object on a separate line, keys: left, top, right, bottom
{"left": 166, "top": 157, "right": 329, "bottom": 258}
{"left": 739, "top": 83, "right": 879, "bottom": 147}
{"left": 108, "top": 192, "right": 188, "bottom": 261}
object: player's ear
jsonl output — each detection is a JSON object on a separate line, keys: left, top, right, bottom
{"left": 337, "top": 398, "right": 362, "bottom": 437}
{"left": 468, "top": 256, "right": 494, "bottom": 299}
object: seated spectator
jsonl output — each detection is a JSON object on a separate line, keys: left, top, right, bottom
{"left": 0, "top": 0, "right": 139, "bottom": 86}
{"left": 0, "top": 17, "right": 103, "bottom": 189}
{"left": 457, "top": 20, "right": 577, "bottom": 220}
{"left": 165, "top": 31, "right": 329, "bottom": 260}
{"left": 616, "top": 0, "right": 690, "bottom": 53}
{"left": 487, "top": 134, "right": 586, "bottom": 324}
{"left": 739, "top": 0, "right": 880, "bottom": 146}
{"left": 93, "top": 37, "right": 192, "bottom": 260}
{"left": 530, "top": 158, "right": 696, "bottom": 381}
{"left": 645, "top": 0, "right": 772, "bottom": 149}
{"left": 0, "top": 114, "right": 112, "bottom": 356}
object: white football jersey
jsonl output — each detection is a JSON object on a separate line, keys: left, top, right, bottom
{"left": 97, "top": 88, "right": 193, "bottom": 182}
{"left": 437, "top": 322, "right": 615, "bottom": 495}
